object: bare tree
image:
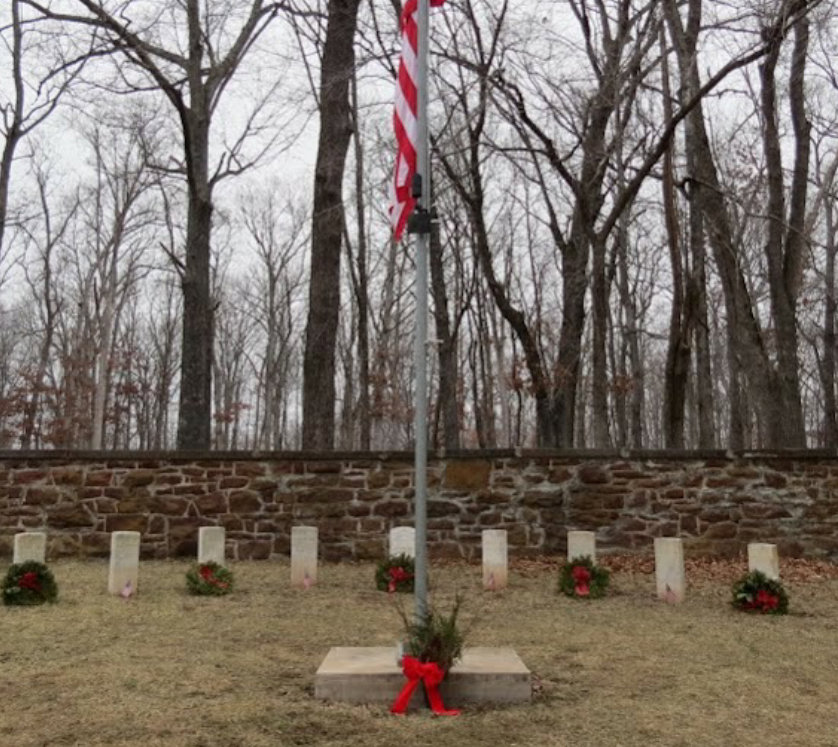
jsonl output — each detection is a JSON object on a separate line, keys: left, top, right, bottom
{"left": 664, "top": 0, "right": 817, "bottom": 448}
{"left": 659, "top": 19, "right": 711, "bottom": 449}
{"left": 137, "top": 278, "right": 180, "bottom": 450}
{"left": 22, "top": 0, "right": 291, "bottom": 449}
{"left": 17, "top": 163, "right": 77, "bottom": 448}
{"left": 429, "top": 215, "right": 462, "bottom": 450}
{"left": 241, "top": 188, "right": 307, "bottom": 449}
{"left": 492, "top": 0, "right": 660, "bottom": 446}
{"left": 77, "top": 121, "right": 156, "bottom": 448}
{"left": 213, "top": 279, "right": 254, "bottom": 450}
{"left": 0, "top": 0, "right": 89, "bottom": 266}
{"left": 758, "top": 2, "right": 811, "bottom": 446}
{"left": 344, "top": 64, "right": 373, "bottom": 449}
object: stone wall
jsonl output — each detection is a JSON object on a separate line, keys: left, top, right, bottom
{"left": 0, "top": 450, "right": 837, "bottom": 561}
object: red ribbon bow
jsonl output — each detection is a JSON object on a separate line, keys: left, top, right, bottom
{"left": 18, "top": 571, "right": 41, "bottom": 592}
{"left": 571, "top": 566, "right": 591, "bottom": 597}
{"left": 390, "top": 656, "right": 460, "bottom": 716}
{"left": 387, "top": 567, "right": 413, "bottom": 593}
{"left": 751, "top": 589, "right": 779, "bottom": 612}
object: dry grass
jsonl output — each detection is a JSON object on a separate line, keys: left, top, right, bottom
{"left": 2, "top": 558, "right": 838, "bottom": 747}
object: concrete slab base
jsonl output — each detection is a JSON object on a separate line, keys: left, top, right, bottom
{"left": 314, "top": 647, "right": 531, "bottom": 707}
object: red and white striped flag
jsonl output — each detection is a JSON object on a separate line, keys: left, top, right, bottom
{"left": 390, "top": 0, "right": 445, "bottom": 242}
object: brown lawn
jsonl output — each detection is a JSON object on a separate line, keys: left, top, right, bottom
{"left": 1, "top": 558, "right": 838, "bottom": 747}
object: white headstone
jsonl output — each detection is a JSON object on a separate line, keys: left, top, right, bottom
{"left": 13, "top": 532, "right": 47, "bottom": 565}
{"left": 748, "top": 542, "right": 780, "bottom": 580}
{"left": 389, "top": 526, "right": 415, "bottom": 558}
{"left": 198, "top": 526, "right": 226, "bottom": 566}
{"left": 482, "top": 529, "right": 508, "bottom": 591}
{"left": 654, "top": 537, "right": 685, "bottom": 603}
{"left": 108, "top": 531, "right": 140, "bottom": 596}
{"left": 567, "top": 531, "right": 596, "bottom": 562}
{"left": 291, "top": 526, "right": 318, "bottom": 589}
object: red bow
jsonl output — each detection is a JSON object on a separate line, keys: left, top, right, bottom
{"left": 745, "top": 589, "right": 779, "bottom": 612}
{"left": 390, "top": 656, "right": 460, "bottom": 716}
{"left": 571, "top": 566, "right": 591, "bottom": 597}
{"left": 18, "top": 572, "right": 41, "bottom": 592}
{"left": 388, "top": 567, "right": 413, "bottom": 593}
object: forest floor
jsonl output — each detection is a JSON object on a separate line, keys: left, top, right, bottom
{"left": 2, "top": 556, "right": 838, "bottom": 747}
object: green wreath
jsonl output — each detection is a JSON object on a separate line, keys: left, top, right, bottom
{"left": 375, "top": 553, "right": 415, "bottom": 593}
{"left": 2, "top": 561, "right": 59, "bottom": 606}
{"left": 559, "top": 556, "right": 609, "bottom": 599}
{"left": 186, "top": 562, "right": 234, "bottom": 596}
{"left": 732, "top": 570, "right": 788, "bottom": 615}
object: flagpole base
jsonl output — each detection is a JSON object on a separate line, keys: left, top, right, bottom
{"left": 315, "top": 647, "right": 531, "bottom": 707}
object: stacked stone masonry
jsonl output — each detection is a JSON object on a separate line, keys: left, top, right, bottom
{"left": 0, "top": 450, "right": 836, "bottom": 561}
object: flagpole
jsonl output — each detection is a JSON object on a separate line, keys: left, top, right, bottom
{"left": 412, "top": 0, "right": 431, "bottom": 625}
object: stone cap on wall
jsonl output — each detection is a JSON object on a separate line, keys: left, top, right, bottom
{"left": 0, "top": 447, "right": 836, "bottom": 463}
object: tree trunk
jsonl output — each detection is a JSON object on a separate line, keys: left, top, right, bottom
{"left": 429, "top": 223, "right": 460, "bottom": 449}
{"left": 153, "top": 291, "right": 178, "bottom": 450}
{"left": 822, "top": 198, "right": 837, "bottom": 447}
{"left": 616, "top": 219, "right": 644, "bottom": 449}
{"left": 590, "top": 236, "right": 610, "bottom": 448}
{"left": 177, "top": 117, "right": 214, "bottom": 449}
{"left": 550, "top": 50, "right": 621, "bottom": 447}
{"left": 0, "top": 0, "right": 24, "bottom": 260}
{"left": 349, "top": 68, "right": 371, "bottom": 450}
{"left": 177, "top": 3, "right": 215, "bottom": 450}
{"left": 91, "top": 272, "right": 116, "bottom": 450}
{"left": 574, "top": 348, "right": 587, "bottom": 448}
{"left": 665, "top": 0, "right": 777, "bottom": 448}
{"left": 302, "top": 0, "right": 362, "bottom": 450}
{"left": 726, "top": 316, "right": 746, "bottom": 450}
{"left": 693, "top": 230, "right": 715, "bottom": 448}
{"left": 21, "top": 316, "right": 54, "bottom": 450}
{"left": 0, "top": 131, "right": 20, "bottom": 268}
{"left": 758, "top": 10, "right": 809, "bottom": 446}
{"left": 660, "top": 26, "right": 690, "bottom": 449}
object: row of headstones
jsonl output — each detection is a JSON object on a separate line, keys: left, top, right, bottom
{"left": 7, "top": 527, "right": 781, "bottom": 599}
{"left": 394, "top": 528, "right": 781, "bottom": 599}
{"left": 7, "top": 527, "right": 321, "bottom": 594}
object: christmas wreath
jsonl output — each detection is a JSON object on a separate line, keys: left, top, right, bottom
{"left": 732, "top": 570, "right": 788, "bottom": 615}
{"left": 391, "top": 595, "right": 465, "bottom": 716}
{"left": 2, "top": 561, "right": 59, "bottom": 606}
{"left": 559, "top": 556, "right": 610, "bottom": 599}
{"left": 375, "top": 553, "right": 415, "bottom": 593}
{"left": 186, "top": 562, "right": 234, "bottom": 596}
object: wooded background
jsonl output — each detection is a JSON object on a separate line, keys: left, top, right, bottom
{"left": 0, "top": 0, "right": 835, "bottom": 453}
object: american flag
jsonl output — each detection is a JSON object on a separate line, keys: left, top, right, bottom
{"left": 390, "top": 0, "right": 445, "bottom": 241}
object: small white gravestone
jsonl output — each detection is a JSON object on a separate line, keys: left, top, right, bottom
{"left": 291, "top": 526, "right": 318, "bottom": 589}
{"left": 567, "top": 531, "right": 596, "bottom": 562}
{"left": 198, "top": 526, "right": 226, "bottom": 566}
{"left": 654, "top": 537, "right": 686, "bottom": 603}
{"left": 748, "top": 542, "right": 780, "bottom": 580}
{"left": 482, "top": 529, "right": 508, "bottom": 591}
{"left": 108, "top": 531, "right": 140, "bottom": 596}
{"left": 389, "top": 526, "right": 415, "bottom": 558}
{"left": 13, "top": 532, "right": 47, "bottom": 565}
